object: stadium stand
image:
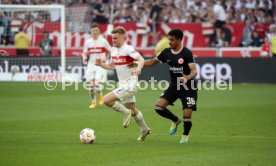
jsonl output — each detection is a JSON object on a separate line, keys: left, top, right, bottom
{"left": 0, "top": 0, "right": 275, "bottom": 52}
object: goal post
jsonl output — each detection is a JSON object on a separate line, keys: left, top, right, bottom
{"left": 0, "top": 4, "right": 71, "bottom": 82}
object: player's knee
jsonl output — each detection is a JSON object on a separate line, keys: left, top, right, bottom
{"left": 183, "top": 117, "right": 191, "bottom": 122}
{"left": 130, "top": 108, "right": 138, "bottom": 116}
{"left": 94, "top": 86, "right": 101, "bottom": 92}
{"left": 155, "top": 105, "right": 165, "bottom": 113}
{"left": 88, "top": 84, "right": 95, "bottom": 90}
{"left": 103, "top": 96, "right": 111, "bottom": 106}
{"left": 88, "top": 81, "right": 95, "bottom": 87}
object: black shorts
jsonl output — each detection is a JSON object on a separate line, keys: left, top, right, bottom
{"left": 214, "top": 20, "right": 225, "bottom": 29}
{"left": 160, "top": 85, "right": 198, "bottom": 111}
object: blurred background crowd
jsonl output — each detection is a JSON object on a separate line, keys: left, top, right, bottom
{"left": 0, "top": 0, "right": 275, "bottom": 49}
{"left": 0, "top": 0, "right": 275, "bottom": 24}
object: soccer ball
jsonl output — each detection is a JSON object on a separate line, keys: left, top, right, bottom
{"left": 80, "top": 128, "right": 96, "bottom": 144}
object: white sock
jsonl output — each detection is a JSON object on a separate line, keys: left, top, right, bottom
{"left": 89, "top": 88, "right": 96, "bottom": 104}
{"left": 134, "top": 111, "right": 149, "bottom": 131}
{"left": 111, "top": 101, "right": 130, "bottom": 115}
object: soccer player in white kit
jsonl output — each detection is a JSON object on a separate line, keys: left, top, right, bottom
{"left": 95, "top": 26, "right": 151, "bottom": 141}
{"left": 82, "top": 23, "right": 111, "bottom": 109}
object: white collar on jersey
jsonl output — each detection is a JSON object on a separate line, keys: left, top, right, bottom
{"left": 171, "top": 46, "right": 184, "bottom": 55}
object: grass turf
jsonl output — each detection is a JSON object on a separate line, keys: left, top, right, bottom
{"left": 0, "top": 82, "right": 276, "bottom": 166}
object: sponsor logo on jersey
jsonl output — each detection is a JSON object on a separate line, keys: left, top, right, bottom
{"left": 89, "top": 48, "right": 102, "bottom": 53}
{"left": 112, "top": 56, "right": 134, "bottom": 65}
{"left": 113, "top": 58, "right": 127, "bottom": 63}
{"left": 169, "top": 66, "right": 183, "bottom": 73}
{"left": 87, "top": 47, "right": 107, "bottom": 55}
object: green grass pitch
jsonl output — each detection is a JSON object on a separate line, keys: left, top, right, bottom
{"left": 0, "top": 82, "right": 276, "bottom": 166}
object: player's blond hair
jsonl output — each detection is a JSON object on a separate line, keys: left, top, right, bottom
{"left": 111, "top": 26, "right": 126, "bottom": 35}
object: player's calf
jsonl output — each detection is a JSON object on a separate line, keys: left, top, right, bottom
{"left": 108, "top": 100, "right": 132, "bottom": 128}
{"left": 155, "top": 105, "right": 181, "bottom": 135}
{"left": 155, "top": 105, "right": 179, "bottom": 122}
{"left": 133, "top": 111, "right": 151, "bottom": 140}
{"left": 88, "top": 84, "right": 97, "bottom": 109}
{"left": 179, "top": 116, "right": 192, "bottom": 143}
{"left": 183, "top": 117, "right": 192, "bottom": 136}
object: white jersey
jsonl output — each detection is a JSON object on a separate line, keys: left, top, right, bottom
{"left": 111, "top": 43, "right": 140, "bottom": 81}
{"left": 83, "top": 36, "right": 111, "bottom": 64}
{"left": 83, "top": 36, "right": 111, "bottom": 82}
{"left": 213, "top": 4, "right": 226, "bottom": 21}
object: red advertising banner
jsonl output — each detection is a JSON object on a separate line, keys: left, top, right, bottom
{"left": 219, "top": 48, "right": 261, "bottom": 58}
{"left": 8, "top": 22, "right": 245, "bottom": 48}
{"left": 2, "top": 22, "right": 261, "bottom": 58}
{"left": 0, "top": 47, "right": 219, "bottom": 57}
{"left": 1, "top": 47, "right": 263, "bottom": 58}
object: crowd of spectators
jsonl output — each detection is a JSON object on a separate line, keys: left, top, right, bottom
{"left": 1, "top": 0, "right": 274, "bottom": 24}
{"left": 0, "top": 0, "right": 275, "bottom": 51}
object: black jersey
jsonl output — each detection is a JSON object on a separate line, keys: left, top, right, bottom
{"left": 157, "top": 47, "right": 196, "bottom": 89}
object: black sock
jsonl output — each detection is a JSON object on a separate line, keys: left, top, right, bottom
{"left": 183, "top": 117, "right": 192, "bottom": 135}
{"left": 155, "top": 106, "right": 178, "bottom": 122}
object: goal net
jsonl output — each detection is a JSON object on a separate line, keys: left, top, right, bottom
{"left": 0, "top": 4, "right": 82, "bottom": 82}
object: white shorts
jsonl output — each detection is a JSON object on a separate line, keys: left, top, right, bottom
{"left": 86, "top": 63, "right": 107, "bottom": 82}
{"left": 113, "top": 77, "right": 138, "bottom": 104}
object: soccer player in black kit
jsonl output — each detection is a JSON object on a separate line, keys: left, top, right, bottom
{"left": 144, "top": 29, "right": 197, "bottom": 143}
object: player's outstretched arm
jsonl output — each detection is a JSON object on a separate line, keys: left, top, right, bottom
{"left": 134, "top": 54, "right": 144, "bottom": 75}
{"left": 144, "top": 58, "right": 159, "bottom": 67}
{"left": 95, "top": 58, "right": 115, "bottom": 70}
{"left": 82, "top": 53, "right": 88, "bottom": 64}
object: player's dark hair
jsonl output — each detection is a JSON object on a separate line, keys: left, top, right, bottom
{"left": 91, "top": 23, "right": 100, "bottom": 29}
{"left": 168, "top": 29, "right": 183, "bottom": 40}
